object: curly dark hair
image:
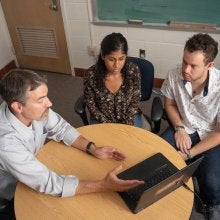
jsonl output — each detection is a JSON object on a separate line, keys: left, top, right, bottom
{"left": 184, "top": 33, "right": 218, "bottom": 65}
{"left": 0, "top": 69, "right": 47, "bottom": 108}
{"left": 95, "top": 32, "right": 129, "bottom": 89}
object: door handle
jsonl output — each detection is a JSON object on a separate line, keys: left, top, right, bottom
{"left": 50, "top": 0, "right": 58, "bottom": 11}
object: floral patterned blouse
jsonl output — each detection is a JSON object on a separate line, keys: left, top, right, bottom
{"left": 84, "top": 61, "right": 141, "bottom": 125}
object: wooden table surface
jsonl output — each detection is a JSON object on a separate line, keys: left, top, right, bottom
{"left": 15, "top": 124, "right": 194, "bottom": 220}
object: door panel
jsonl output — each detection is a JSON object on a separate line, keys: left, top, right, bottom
{"left": 1, "top": 0, "right": 71, "bottom": 74}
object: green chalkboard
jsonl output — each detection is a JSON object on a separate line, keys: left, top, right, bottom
{"left": 95, "top": 0, "right": 220, "bottom": 27}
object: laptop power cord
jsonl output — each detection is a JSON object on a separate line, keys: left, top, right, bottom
{"left": 183, "top": 183, "right": 209, "bottom": 220}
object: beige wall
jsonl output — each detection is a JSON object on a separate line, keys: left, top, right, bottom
{"left": 1, "top": 0, "right": 220, "bottom": 79}
{"left": 62, "top": 0, "right": 220, "bottom": 78}
{"left": 0, "top": 3, "right": 15, "bottom": 69}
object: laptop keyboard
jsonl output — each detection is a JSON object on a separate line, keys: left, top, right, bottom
{"left": 127, "top": 164, "right": 175, "bottom": 201}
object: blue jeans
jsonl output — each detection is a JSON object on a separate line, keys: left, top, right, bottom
{"left": 161, "top": 126, "right": 220, "bottom": 206}
{"left": 90, "top": 113, "right": 142, "bottom": 128}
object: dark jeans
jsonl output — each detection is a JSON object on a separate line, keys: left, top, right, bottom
{"left": 161, "top": 126, "right": 220, "bottom": 206}
{"left": 0, "top": 199, "right": 16, "bottom": 220}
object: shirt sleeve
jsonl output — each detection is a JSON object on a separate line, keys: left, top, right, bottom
{"left": 160, "top": 69, "right": 175, "bottom": 100}
{"left": 44, "top": 109, "right": 80, "bottom": 146}
{"left": 0, "top": 139, "right": 79, "bottom": 197}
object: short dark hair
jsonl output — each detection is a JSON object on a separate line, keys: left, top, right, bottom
{"left": 0, "top": 69, "right": 47, "bottom": 107}
{"left": 184, "top": 33, "right": 218, "bottom": 65}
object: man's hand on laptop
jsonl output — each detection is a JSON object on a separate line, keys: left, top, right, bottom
{"left": 75, "top": 165, "right": 144, "bottom": 195}
{"left": 103, "top": 165, "right": 144, "bottom": 192}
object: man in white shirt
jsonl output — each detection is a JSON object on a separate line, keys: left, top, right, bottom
{"left": 0, "top": 69, "right": 143, "bottom": 220}
{"left": 161, "top": 33, "right": 220, "bottom": 220}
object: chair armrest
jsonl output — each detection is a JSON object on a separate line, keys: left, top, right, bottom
{"left": 150, "top": 96, "right": 163, "bottom": 133}
{"left": 151, "top": 96, "right": 163, "bottom": 122}
{"left": 74, "top": 95, "right": 89, "bottom": 125}
{"left": 74, "top": 95, "right": 86, "bottom": 114}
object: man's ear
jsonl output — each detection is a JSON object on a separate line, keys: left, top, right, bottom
{"left": 11, "top": 101, "right": 23, "bottom": 114}
{"left": 208, "top": 61, "right": 214, "bottom": 70}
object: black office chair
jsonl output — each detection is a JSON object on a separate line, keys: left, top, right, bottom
{"left": 74, "top": 57, "right": 163, "bottom": 134}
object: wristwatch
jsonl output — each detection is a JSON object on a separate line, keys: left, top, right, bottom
{"left": 187, "top": 150, "right": 193, "bottom": 160}
{"left": 174, "top": 125, "right": 185, "bottom": 132}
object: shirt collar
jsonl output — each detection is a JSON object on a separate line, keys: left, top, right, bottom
{"left": 182, "top": 74, "right": 209, "bottom": 97}
{"left": 5, "top": 103, "right": 34, "bottom": 139}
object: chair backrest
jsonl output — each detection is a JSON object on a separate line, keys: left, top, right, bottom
{"left": 127, "top": 57, "right": 154, "bottom": 102}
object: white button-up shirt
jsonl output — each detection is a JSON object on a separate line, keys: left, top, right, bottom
{"left": 161, "top": 65, "right": 220, "bottom": 140}
{"left": 0, "top": 102, "right": 80, "bottom": 202}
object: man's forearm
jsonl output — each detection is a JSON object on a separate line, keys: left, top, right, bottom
{"left": 75, "top": 180, "right": 105, "bottom": 195}
{"left": 71, "top": 135, "right": 96, "bottom": 154}
{"left": 163, "top": 97, "right": 183, "bottom": 127}
{"left": 165, "top": 105, "right": 183, "bottom": 127}
{"left": 190, "top": 131, "right": 220, "bottom": 157}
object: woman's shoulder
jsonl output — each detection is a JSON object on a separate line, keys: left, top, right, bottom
{"left": 126, "top": 61, "right": 140, "bottom": 76}
{"left": 127, "top": 60, "right": 138, "bottom": 68}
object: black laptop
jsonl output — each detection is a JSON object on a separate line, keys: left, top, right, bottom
{"left": 117, "top": 152, "right": 203, "bottom": 214}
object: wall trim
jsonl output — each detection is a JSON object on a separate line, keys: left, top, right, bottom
{"left": 153, "top": 78, "right": 164, "bottom": 88}
{"left": 0, "top": 64, "right": 164, "bottom": 88}
{"left": 74, "top": 67, "right": 86, "bottom": 77}
{"left": 0, "top": 60, "right": 16, "bottom": 79}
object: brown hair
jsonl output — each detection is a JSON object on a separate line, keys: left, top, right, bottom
{"left": 184, "top": 33, "right": 218, "bottom": 65}
{"left": 0, "top": 69, "right": 47, "bottom": 108}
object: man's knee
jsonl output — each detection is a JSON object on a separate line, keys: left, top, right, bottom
{"left": 204, "top": 172, "right": 220, "bottom": 196}
{"left": 197, "top": 147, "right": 220, "bottom": 205}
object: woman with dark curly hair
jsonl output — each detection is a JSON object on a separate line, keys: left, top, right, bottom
{"left": 84, "top": 32, "right": 141, "bottom": 127}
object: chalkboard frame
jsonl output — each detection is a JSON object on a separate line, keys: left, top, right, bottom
{"left": 91, "top": 0, "right": 220, "bottom": 32}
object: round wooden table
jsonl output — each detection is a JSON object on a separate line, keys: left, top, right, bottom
{"left": 15, "top": 124, "right": 194, "bottom": 219}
